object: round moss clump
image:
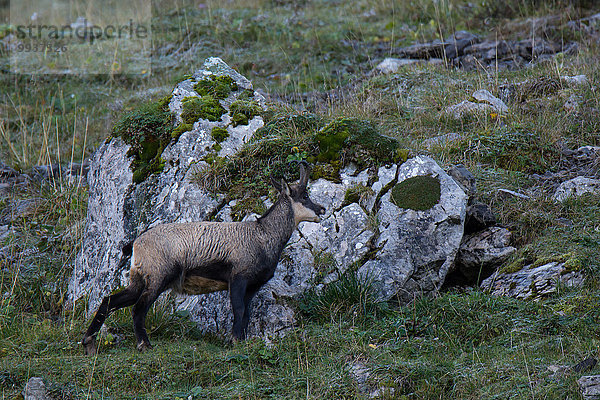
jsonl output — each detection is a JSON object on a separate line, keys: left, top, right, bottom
{"left": 391, "top": 175, "right": 441, "bottom": 211}
{"left": 181, "top": 96, "right": 226, "bottom": 123}
{"left": 313, "top": 118, "right": 399, "bottom": 169}
{"left": 111, "top": 95, "right": 174, "bottom": 183}
{"left": 230, "top": 99, "right": 262, "bottom": 127}
{"left": 193, "top": 75, "right": 238, "bottom": 100}
{"left": 211, "top": 126, "right": 229, "bottom": 143}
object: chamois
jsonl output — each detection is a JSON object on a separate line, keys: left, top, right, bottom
{"left": 82, "top": 163, "right": 325, "bottom": 355}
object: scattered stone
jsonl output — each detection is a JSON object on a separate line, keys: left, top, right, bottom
{"left": 481, "top": 261, "right": 584, "bottom": 300}
{"left": 553, "top": 177, "right": 600, "bottom": 201}
{"left": 446, "top": 90, "right": 508, "bottom": 119}
{"left": 349, "top": 361, "right": 371, "bottom": 393}
{"left": 448, "top": 164, "right": 476, "bottom": 198}
{"left": 578, "top": 375, "right": 600, "bottom": 400}
{"left": 375, "top": 58, "right": 424, "bottom": 74}
{"left": 472, "top": 89, "right": 509, "bottom": 113}
{"left": 23, "top": 377, "right": 50, "bottom": 400}
{"left": 444, "top": 31, "right": 481, "bottom": 60}
{"left": 562, "top": 74, "right": 589, "bottom": 86}
{"left": 564, "top": 94, "right": 582, "bottom": 113}
{"left": 423, "top": 132, "right": 463, "bottom": 149}
{"left": 457, "top": 227, "right": 516, "bottom": 282}
{"left": 497, "top": 189, "right": 530, "bottom": 200}
{"left": 573, "top": 358, "right": 598, "bottom": 373}
{"left": 464, "top": 202, "right": 496, "bottom": 234}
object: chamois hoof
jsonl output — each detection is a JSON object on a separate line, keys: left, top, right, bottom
{"left": 82, "top": 336, "right": 97, "bottom": 356}
{"left": 136, "top": 341, "right": 152, "bottom": 352}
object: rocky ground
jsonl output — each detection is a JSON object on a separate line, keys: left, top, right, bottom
{"left": 2, "top": 1, "right": 600, "bottom": 399}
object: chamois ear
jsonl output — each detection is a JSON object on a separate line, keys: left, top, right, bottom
{"left": 280, "top": 179, "right": 291, "bottom": 196}
{"left": 298, "top": 161, "right": 310, "bottom": 189}
{"left": 270, "top": 176, "right": 282, "bottom": 192}
{"left": 271, "top": 177, "right": 291, "bottom": 196}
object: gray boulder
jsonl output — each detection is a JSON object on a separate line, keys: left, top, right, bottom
{"left": 457, "top": 227, "right": 515, "bottom": 282}
{"left": 481, "top": 261, "right": 584, "bottom": 299}
{"left": 358, "top": 156, "right": 468, "bottom": 302}
{"left": 23, "top": 377, "right": 51, "bottom": 400}
{"left": 553, "top": 176, "right": 600, "bottom": 202}
{"left": 69, "top": 57, "right": 264, "bottom": 312}
{"left": 578, "top": 375, "right": 600, "bottom": 400}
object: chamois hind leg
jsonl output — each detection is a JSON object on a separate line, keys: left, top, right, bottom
{"left": 82, "top": 278, "right": 144, "bottom": 355}
{"left": 131, "top": 270, "right": 179, "bottom": 352}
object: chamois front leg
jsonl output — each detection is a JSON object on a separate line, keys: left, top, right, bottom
{"left": 229, "top": 277, "right": 250, "bottom": 342}
{"left": 241, "top": 285, "right": 260, "bottom": 337}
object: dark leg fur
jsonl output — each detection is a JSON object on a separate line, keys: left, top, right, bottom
{"left": 230, "top": 278, "right": 248, "bottom": 341}
{"left": 82, "top": 279, "right": 144, "bottom": 355}
{"left": 132, "top": 268, "right": 181, "bottom": 352}
{"left": 240, "top": 286, "right": 259, "bottom": 339}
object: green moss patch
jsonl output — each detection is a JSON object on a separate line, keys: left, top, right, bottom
{"left": 343, "top": 184, "right": 374, "bottom": 207}
{"left": 230, "top": 99, "right": 262, "bottom": 127}
{"left": 313, "top": 118, "right": 399, "bottom": 169}
{"left": 211, "top": 126, "right": 229, "bottom": 143}
{"left": 112, "top": 95, "right": 174, "bottom": 183}
{"left": 391, "top": 175, "right": 441, "bottom": 211}
{"left": 193, "top": 75, "right": 238, "bottom": 100}
{"left": 181, "top": 96, "right": 226, "bottom": 123}
{"left": 171, "top": 123, "right": 193, "bottom": 139}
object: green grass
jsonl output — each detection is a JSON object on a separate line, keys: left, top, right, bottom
{"left": 1, "top": 0, "right": 600, "bottom": 398}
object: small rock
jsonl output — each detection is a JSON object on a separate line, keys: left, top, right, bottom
{"left": 562, "top": 74, "right": 589, "bottom": 85}
{"left": 574, "top": 358, "right": 598, "bottom": 373}
{"left": 448, "top": 164, "right": 476, "bottom": 198}
{"left": 457, "top": 227, "right": 515, "bottom": 282}
{"left": 446, "top": 90, "right": 508, "bottom": 119}
{"left": 481, "top": 261, "right": 584, "bottom": 300}
{"left": 472, "top": 89, "right": 509, "bottom": 113}
{"left": 349, "top": 361, "right": 371, "bottom": 393}
{"left": 23, "top": 377, "right": 50, "bottom": 400}
{"left": 375, "top": 58, "right": 424, "bottom": 74}
{"left": 423, "top": 132, "right": 463, "bottom": 149}
{"left": 464, "top": 202, "right": 496, "bottom": 234}
{"left": 578, "top": 375, "right": 600, "bottom": 400}
{"left": 497, "top": 189, "right": 530, "bottom": 200}
{"left": 553, "top": 177, "right": 600, "bottom": 202}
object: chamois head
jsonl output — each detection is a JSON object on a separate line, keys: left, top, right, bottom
{"left": 272, "top": 162, "right": 325, "bottom": 224}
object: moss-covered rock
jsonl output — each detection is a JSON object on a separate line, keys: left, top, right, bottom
{"left": 171, "top": 123, "right": 194, "bottom": 139}
{"left": 313, "top": 118, "right": 399, "bottom": 169}
{"left": 181, "top": 96, "right": 226, "bottom": 123}
{"left": 111, "top": 95, "right": 174, "bottom": 183}
{"left": 391, "top": 175, "right": 441, "bottom": 211}
{"left": 230, "top": 99, "right": 262, "bottom": 127}
{"left": 193, "top": 75, "right": 238, "bottom": 100}
{"left": 211, "top": 126, "right": 229, "bottom": 143}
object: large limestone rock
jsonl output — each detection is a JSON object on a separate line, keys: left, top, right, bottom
{"left": 70, "top": 59, "right": 469, "bottom": 339}
{"left": 69, "top": 57, "right": 265, "bottom": 310}
{"left": 358, "top": 156, "right": 468, "bottom": 302}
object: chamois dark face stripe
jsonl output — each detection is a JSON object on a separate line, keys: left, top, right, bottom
{"left": 82, "top": 166, "right": 326, "bottom": 353}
